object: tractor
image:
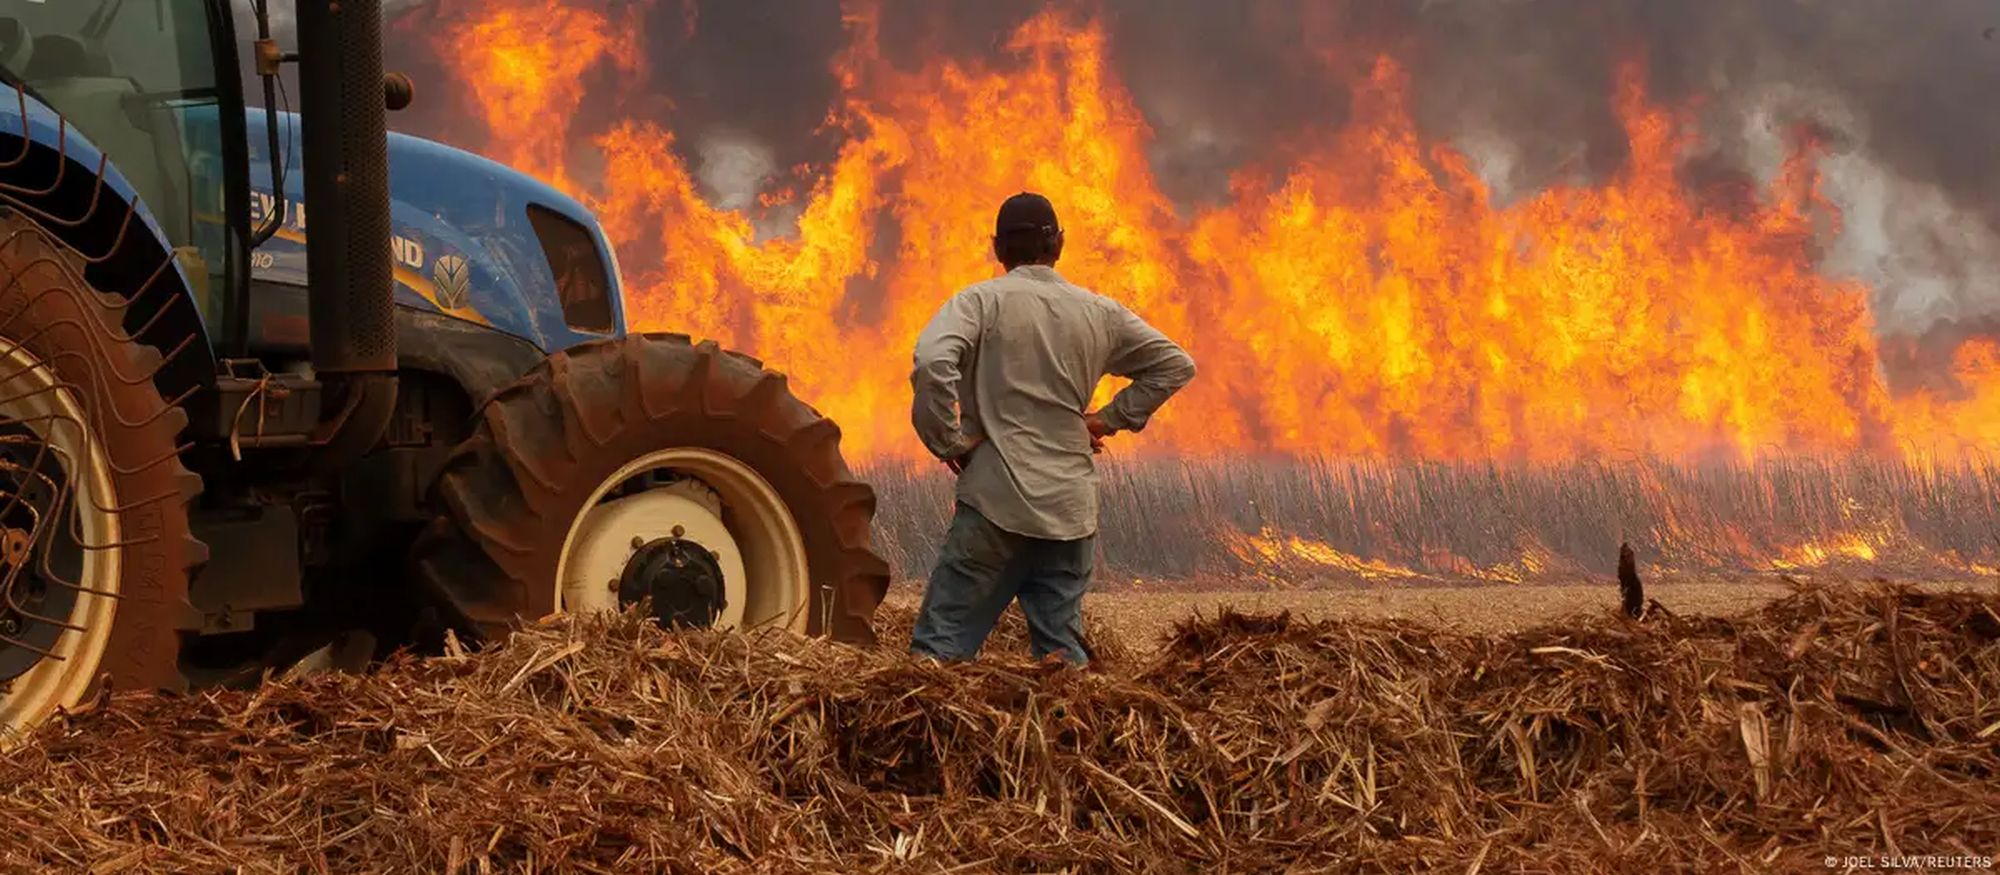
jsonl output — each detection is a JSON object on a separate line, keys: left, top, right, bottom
{"left": 0, "top": 0, "right": 889, "bottom": 740}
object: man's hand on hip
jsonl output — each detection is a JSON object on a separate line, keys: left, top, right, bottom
{"left": 943, "top": 436, "right": 984, "bottom": 475}
{"left": 1084, "top": 411, "right": 1116, "bottom": 454}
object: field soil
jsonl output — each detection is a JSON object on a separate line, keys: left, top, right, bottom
{"left": 885, "top": 576, "right": 2000, "bottom": 652}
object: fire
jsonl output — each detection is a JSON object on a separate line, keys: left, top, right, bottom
{"left": 442, "top": 0, "right": 647, "bottom": 189}
{"left": 1769, "top": 534, "right": 1883, "bottom": 572}
{"left": 428, "top": 2, "right": 2000, "bottom": 464}
{"left": 1224, "top": 526, "right": 1424, "bottom": 583}
{"left": 1221, "top": 525, "right": 1575, "bottom": 585}
{"left": 1893, "top": 340, "right": 2000, "bottom": 454}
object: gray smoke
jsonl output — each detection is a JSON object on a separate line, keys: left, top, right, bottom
{"left": 1084, "top": 0, "right": 2000, "bottom": 335}
{"left": 1376, "top": 0, "right": 2000, "bottom": 336}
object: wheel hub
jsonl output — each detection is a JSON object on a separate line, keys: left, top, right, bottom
{"left": 617, "top": 534, "right": 727, "bottom": 628}
{"left": 561, "top": 476, "right": 752, "bottom": 629}
{"left": 555, "top": 447, "right": 811, "bottom": 635}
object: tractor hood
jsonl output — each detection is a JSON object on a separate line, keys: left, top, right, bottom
{"left": 244, "top": 108, "right": 625, "bottom": 353}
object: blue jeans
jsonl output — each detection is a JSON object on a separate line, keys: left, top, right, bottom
{"left": 910, "top": 502, "right": 1093, "bottom": 666}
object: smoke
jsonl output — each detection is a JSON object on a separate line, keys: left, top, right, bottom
{"left": 693, "top": 133, "right": 776, "bottom": 212}
{"left": 692, "top": 131, "right": 803, "bottom": 240}
{"left": 1098, "top": 0, "right": 2000, "bottom": 338}
{"left": 1380, "top": 0, "right": 2000, "bottom": 337}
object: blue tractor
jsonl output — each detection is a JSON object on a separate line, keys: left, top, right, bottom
{"left": 0, "top": 0, "right": 888, "bottom": 739}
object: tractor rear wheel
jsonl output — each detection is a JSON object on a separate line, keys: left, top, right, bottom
{"left": 0, "top": 212, "right": 202, "bottom": 744}
{"left": 412, "top": 334, "right": 889, "bottom": 644}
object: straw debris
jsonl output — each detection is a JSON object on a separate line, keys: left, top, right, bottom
{"left": 2, "top": 583, "right": 1996, "bottom": 873}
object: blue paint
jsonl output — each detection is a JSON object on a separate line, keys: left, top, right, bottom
{"left": 0, "top": 88, "right": 197, "bottom": 321}
{"left": 0, "top": 93, "right": 623, "bottom": 359}
{"left": 244, "top": 108, "right": 627, "bottom": 355}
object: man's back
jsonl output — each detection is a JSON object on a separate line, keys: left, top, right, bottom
{"left": 912, "top": 264, "right": 1196, "bottom": 541}
{"left": 907, "top": 191, "right": 1194, "bottom": 667}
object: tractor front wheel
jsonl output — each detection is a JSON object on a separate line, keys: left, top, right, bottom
{"left": 412, "top": 334, "right": 889, "bottom": 644}
{"left": 0, "top": 212, "right": 203, "bottom": 744}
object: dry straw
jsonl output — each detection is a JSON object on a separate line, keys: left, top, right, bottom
{"left": 1, "top": 583, "right": 1995, "bottom": 873}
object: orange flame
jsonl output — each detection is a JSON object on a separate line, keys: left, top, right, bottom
{"left": 1221, "top": 525, "right": 1570, "bottom": 585}
{"left": 433, "top": 3, "right": 2000, "bottom": 463}
{"left": 1223, "top": 526, "right": 1425, "bottom": 583}
{"left": 1893, "top": 339, "right": 2000, "bottom": 454}
{"left": 443, "top": 0, "right": 647, "bottom": 189}
{"left": 1768, "top": 535, "right": 1881, "bottom": 572}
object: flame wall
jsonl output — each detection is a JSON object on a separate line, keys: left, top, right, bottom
{"left": 389, "top": 0, "right": 2000, "bottom": 463}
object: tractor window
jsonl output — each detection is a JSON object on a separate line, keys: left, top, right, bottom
{"left": 0, "top": 0, "right": 236, "bottom": 330}
{"left": 528, "top": 204, "right": 615, "bottom": 335}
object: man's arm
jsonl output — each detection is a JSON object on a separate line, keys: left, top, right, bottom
{"left": 1095, "top": 302, "right": 1197, "bottom": 434}
{"left": 910, "top": 292, "right": 983, "bottom": 462}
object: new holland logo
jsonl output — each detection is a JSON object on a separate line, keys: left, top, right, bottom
{"left": 431, "top": 254, "right": 470, "bottom": 311}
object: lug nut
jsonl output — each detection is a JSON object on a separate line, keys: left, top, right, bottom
{"left": 671, "top": 525, "right": 685, "bottom": 538}
{"left": 630, "top": 536, "right": 646, "bottom": 550}
{"left": 0, "top": 618, "right": 18, "bottom": 635}
{"left": 607, "top": 578, "right": 620, "bottom": 593}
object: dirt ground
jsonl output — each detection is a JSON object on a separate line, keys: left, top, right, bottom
{"left": 883, "top": 577, "right": 2000, "bottom": 652}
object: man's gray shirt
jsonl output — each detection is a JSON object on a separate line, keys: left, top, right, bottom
{"left": 911, "top": 264, "right": 1197, "bottom": 541}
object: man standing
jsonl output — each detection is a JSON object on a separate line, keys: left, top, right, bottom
{"left": 908, "top": 192, "right": 1197, "bottom": 666}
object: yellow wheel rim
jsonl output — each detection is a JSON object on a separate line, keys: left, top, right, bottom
{"left": 0, "top": 334, "right": 122, "bottom": 743}
{"left": 556, "top": 448, "right": 810, "bottom": 633}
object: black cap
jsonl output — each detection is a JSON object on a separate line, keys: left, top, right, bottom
{"left": 995, "top": 192, "right": 1060, "bottom": 237}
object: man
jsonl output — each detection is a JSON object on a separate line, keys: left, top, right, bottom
{"left": 908, "top": 192, "right": 1197, "bottom": 666}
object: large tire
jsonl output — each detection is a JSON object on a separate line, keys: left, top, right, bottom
{"left": 412, "top": 333, "right": 889, "bottom": 644}
{"left": 0, "top": 211, "right": 203, "bottom": 742}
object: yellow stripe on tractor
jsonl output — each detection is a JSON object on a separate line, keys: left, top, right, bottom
{"left": 267, "top": 226, "right": 494, "bottom": 327}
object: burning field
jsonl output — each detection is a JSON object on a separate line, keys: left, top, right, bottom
{"left": 375, "top": 0, "right": 2000, "bottom": 466}
{"left": 3, "top": 584, "right": 1997, "bottom": 871}
{"left": 356, "top": 0, "right": 2000, "bottom": 583}
{"left": 867, "top": 456, "right": 2000, "bottom": 585}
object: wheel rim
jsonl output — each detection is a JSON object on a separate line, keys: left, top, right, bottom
{"left": 556, "top": 448, "right": 810, "bottom": 633}
{"left": 0, "top": 335, "right": 121, "bottom": 740}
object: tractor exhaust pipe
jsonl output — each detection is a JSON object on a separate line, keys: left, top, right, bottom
{"left": 297, "top": 0, "right": 397, "bottom": 463}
